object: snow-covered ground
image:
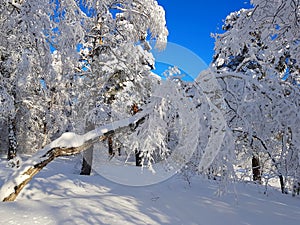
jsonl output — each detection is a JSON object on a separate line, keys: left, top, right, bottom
{"left": 0, "top": 155, "right": 299, "bottom": 225}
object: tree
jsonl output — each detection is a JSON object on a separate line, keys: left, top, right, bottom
{"left": 72, "top": 0, "right": 168, "bottom": 173}
{"left": 0, "top": 0, "right": 54, "bottom": 158}
{"left": 0, "top": 68, "right": 205, "bottom": 201}
{"left": 212, "top": 0, "right": 300, "bottom": 193}
{"left": 0, "top": 0, "right": 172, "bottom": 173}
{"left": 0, "top": 0, "right": 91, "bottom": 158}
{"left": 213, "top": 0, "right": 299, "bottom": 84}
{"left": 0, "top": 109, "right": 148, "bottom": 201}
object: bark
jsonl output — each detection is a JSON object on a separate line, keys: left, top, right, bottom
{"left": 131, "top": 104, "right": 142, "bottom": 166}
{"left": 135, "top": 150, "right": 142, "bottom": 167}
{"left": 1, "top": 111, "right": 148, "bottom": 202}
{"left": 80, "top": 146, "right": 94, "bottom": 175}
{"left": 252, "top": 154, "right": 261, "bottom": 182}
{"left": 279, "top": 175, "right": 287, "bottom": 194}
{"left": 3, "top": 135, "right": 107, "bottom": 202}
{"left": 80, "top": 122, "right": 95, "bottom": 175}
{"left": 108, "top": 136, "right": 113, "bottom": 155}
{"left": 7, "top": 114, "right": 17, "bottom": 160}
{"left": 107, "top": 136, "right": 121, "bottom": 157}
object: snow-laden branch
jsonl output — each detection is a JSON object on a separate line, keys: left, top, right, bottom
{"left": 112, "top": 6, "right": 149, "bottom": 19}
{"left": 0, "top": 110, "right": 149, "bottom": 202}
{"left": 195, "top": 69, "right": 229, "bottom": 171}
{"left": 8, "top": 0, "right": 22, "bottom": 10}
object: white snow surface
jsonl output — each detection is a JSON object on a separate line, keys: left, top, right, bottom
{"left": 50, "top": 132, "right": 84, "bottom": 148}
{"left": 0, "top": 156, "right": 299, "bottom": 225}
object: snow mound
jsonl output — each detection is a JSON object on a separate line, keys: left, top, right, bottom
{"left": 48, "top": 132, "right": 84, "bottom": 149}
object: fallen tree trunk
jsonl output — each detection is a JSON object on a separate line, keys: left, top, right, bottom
{"left": 0, "top": 111, "right": 148, "bottom": 202}
{"left": 2, "top": 135, "right": 107, "bottom": 202}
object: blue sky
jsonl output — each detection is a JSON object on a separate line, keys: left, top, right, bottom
{"left": 158, "top": 0, "right": 252, "bottom": 65}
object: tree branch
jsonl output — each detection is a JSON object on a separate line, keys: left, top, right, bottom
{"left": 1, "top": 110, "right": 148, "bottom": 202}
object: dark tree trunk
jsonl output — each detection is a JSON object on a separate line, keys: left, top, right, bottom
{"left": 135, "top": 150, "right": 142, "bottom": 166}
{"left": 108, "top": 136, "right": 113, "bottom": 155}
{"left": 80, "top": 122, "right": 94, "bottom": 175}
{"left": 279, "top": 175, "right": 287, "bottom": 194}
{"left": 80, "top": 146, "right": 93, "bottom": 175}
{"left": 131, "top": 103, "right": 142, "bottom": 166}
{"left": 7, "top": 114, "right": 17, "bottom": 160}
{"left": 292, "top": 182, "right": 300, "bottom": 196}
{"left": 252, "top": 155, "right": 261, "bottom": 182}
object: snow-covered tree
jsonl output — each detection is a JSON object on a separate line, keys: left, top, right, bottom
{"left": 0, "top": 0, "right": 53, "bottom": 158}
{"left": 213, "top": 0, "right": 300, "bottom": 84}
{"left": 214, "top": 71, "right": 300, "bottom": 193}
{"left": 74, "top": 0, "right": 168, "bottom": 125}
{"left": 0, "top": 0, "right": 80, "bottom": 157}
{"left": 0, "top": 0, "right": 171, "bottom": 169}
{"left": 70, "top": 0, "right": 168, "bottom": 173}
{"left": 212, "top": 0, "right": 300, "bottom": 193}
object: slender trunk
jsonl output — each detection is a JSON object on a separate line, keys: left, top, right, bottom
{"left": 279, "top": 175, "right": 287, "bottom": 194}
{"left": 252, "top": 154, "right": 261, "bottom": 182}
{"left": 80, "top": 122, "right": 94, "bottom": 175}
{"left": 108, "top": 136, "right": 113, "bottom": 155}
{"left": 80, "top": 146, "right": 93, "bottom": 175}
{"left": 131, "top": 104, "right": 142, "bottom": 166}
{"left": 7, "top": 114, "right": 17, "bottom": 160}
{"left": 135, "top": 150, "right": 142, "bottom": 166}
{"left": 7, "top": 82, "right": 17, "bottom": 160}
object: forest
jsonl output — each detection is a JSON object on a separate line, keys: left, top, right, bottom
{"left": 0, "top": 0, "right": 299, "bottom": 208}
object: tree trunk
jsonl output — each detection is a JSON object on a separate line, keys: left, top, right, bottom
{"left": 3, "top": 138, "right": 104, "bottom": 201}
{"left": 279, "top": 174, "right": 287, "bottom": 194}
{"left": 80, "top": 122, "right": 95, "bottom": 175}
{"left": 1, "top": 109, "right": 148, "bottom": 201}
{"left": 252, "top": 154, "right": 261, "bottom": 182}
{"left": 80, "top": 146, "right": 93, "bottom": 175}
{"left": 108, "top": 136, "right": 113, "bottom": 155}
{"left": 7, "top": 114, "right": 17, "bottom": 160}
{"left": 131, "top": 104, "right": 142, "bottom": 166}
{"left": 135, "top": 150, "right": 142, "bottom": 166}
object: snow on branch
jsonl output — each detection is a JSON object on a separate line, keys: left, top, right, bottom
{"left": 0, "top": 110, "right": 149, "bottom": 202}
{"left": 8, "top": 0, "right": 22, "bottom": 10}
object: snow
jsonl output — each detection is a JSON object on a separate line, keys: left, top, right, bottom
{"left": 0, "top": 132, "right": 85, "bottom": 201}
{"left": 49, "top": 132, "right": 84, "bottom": 149}
{"left": 92, "top": 145, "right": 176, "bottom": 186}
{"left": 0, "top": 156, "right": 299, "bottom": 225}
